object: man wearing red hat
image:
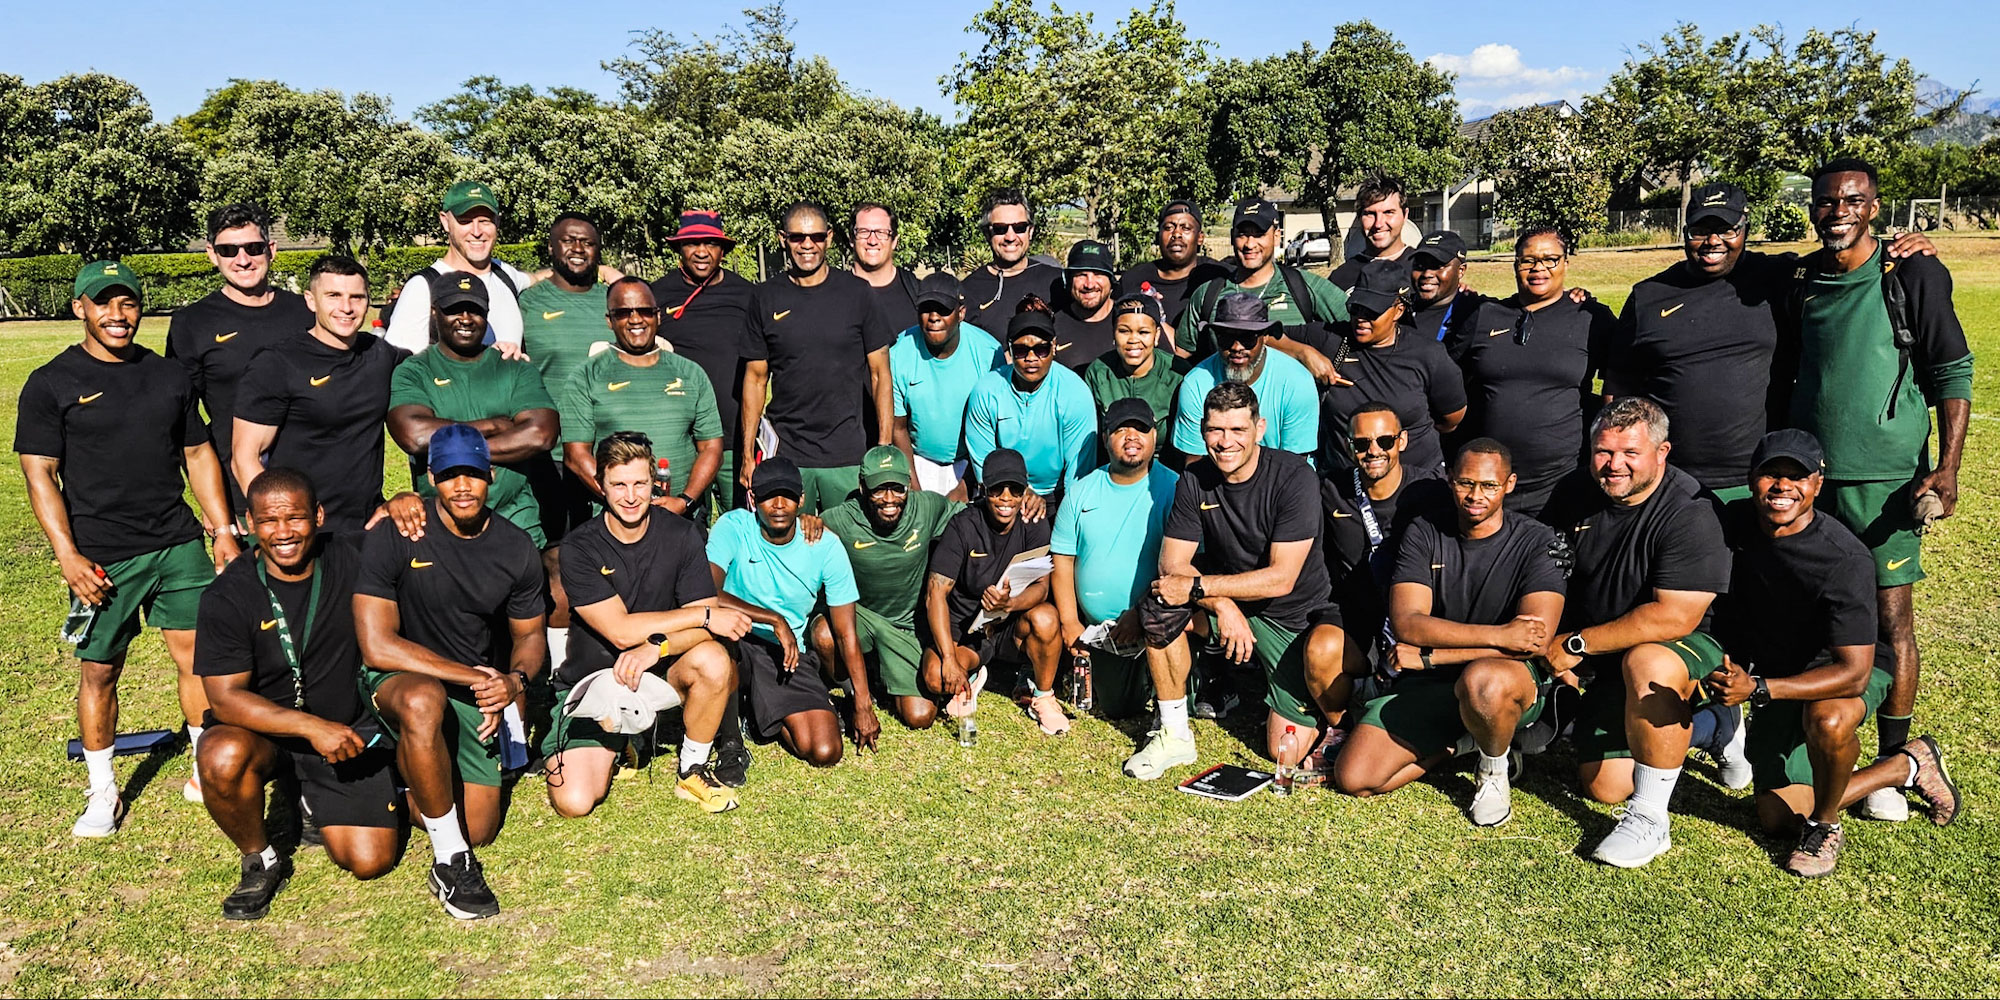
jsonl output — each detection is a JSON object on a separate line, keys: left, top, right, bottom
{"left": 651, "top": 209, "right": 760, "bottom": 517}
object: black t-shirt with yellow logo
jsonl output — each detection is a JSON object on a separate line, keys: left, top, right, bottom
{"left": 555, "top": 511, "right": 717, "bottom": 687}
{"left": 164, "top": 289, "right": 314, "bottom": 493}
{"left": 236, "top": 332, "right": 409, "bottom": 532}
{"left": 927, "top": 504, "right": 1052, "bottom": 632}
{"left": 354, "top": 499, "right": 544, "bottom": 672}
{"left": 746, "top": 271, "right": 896, "bottom": 468}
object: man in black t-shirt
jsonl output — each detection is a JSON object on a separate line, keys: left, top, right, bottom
{"left": 18, "top": 261, "right": 242, "bottom": 838}
{"left": 1706, "top": 430, "right": 1959, "bottom": 877}
{"left": 740, "top": 200, "right": 898, "bottom": 513}
{"left": 1052, "top": 240, "right": 1118, "bottom": 370}
{"left": 1149, "top": 381, "right": 1335, "bottom": 771}
{"left": 1119, "top": 199, "right": 1228, "bottom": 347}
{"left": 653, "top": 210, "right": 760, "bottom": 515}
{"left": 1335, "top": 440, "right": 1567, "bottom": 828}
{"left": 234, "top": 255, "right": 411, "bottom": 532}
{"left": 1319, "top": 260, "right": 1467, "bottom": 475}
{"left": 166, "top": 203, "right": 314, "bottom": 510}
{"left": 1538, "top": 398, "right": 1734, "bottom": 869}
{"left": 849, "top": 202, "right": 921, "bottom": 336}
{"left": 1402, "top": 230, "right": 1487, "bottom": 349}
{"left": 193, "top": 469, "right": 401, "bottom": 920}
{"left": 547, "top": 432, "right": 756, "bottom": 817}
{"left": 353, "top": 425, "right": 545, "bottom": 920}
{"left": 961, "top": 188, "right": 1063, "bottom": 338}
{"left": 1326, "top": 175, "right": 1413, "bottom": 292}
{"left": 923, "top": 450, "right": 1064, "bottom": 735}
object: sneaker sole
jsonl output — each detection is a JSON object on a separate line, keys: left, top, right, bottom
{"left": 1592, "top": 835, "right": 1672, "bottom": 869}
{"left": 675, "top": 785, "right": 740, "bottom": 813}
{"left": 1471, "top": 807, "right": 1513, "bottom": 828}
{"left": 223, "top": 873, "right": 290, "bottom": 921}
{"left": 429, "top": 871, "right": 500, "bottom": 920}
{"left": 1122, "top": 749, "right": 1198, "bottom": 781}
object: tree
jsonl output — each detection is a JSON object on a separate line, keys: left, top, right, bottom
{"left": 1207, "top": 21, "right": 1459, "bottom": 240}
{"left": 0, "top": 73, "right": 200, "bottom": 256}
{"left": 416, "top": 76, "right": 605, "bottom": 156}
{"left": 1470, "top": 103, "right": 1612, "bottom": 243}
{"left": 175, "top": 78, "right": 288, "bottom": 157}
{"left": 1586, "top": 25, "right": 1755, "bottom": 228}
{"left": 1739, "top": 25, "right": 1965, "bottom": 176}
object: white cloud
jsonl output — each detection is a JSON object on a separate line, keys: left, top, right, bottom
{"left": 1427, "top": 44, "right": 1600, "bottom": 115}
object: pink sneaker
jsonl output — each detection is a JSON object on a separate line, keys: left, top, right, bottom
{"left": 1027, "top": 694, "right": 1071, "bottom": 736}
{"left": 945, "top": 667, "right": 987, "bottom": 720}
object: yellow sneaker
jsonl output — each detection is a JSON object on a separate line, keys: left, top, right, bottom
{"left": 675, "top": 762, "right": 740, "bottom": 813}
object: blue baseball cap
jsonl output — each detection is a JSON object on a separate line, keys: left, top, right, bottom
{"left": 429, "top": 423, "right": 492, "bottom": 479}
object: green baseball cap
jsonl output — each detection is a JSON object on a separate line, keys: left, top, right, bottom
{"left": 860, "top": 445, "right": 912, "bottom": 489}
{"left": 73, "top": 260, "right": 142, "bottom": 304}
{"left": 442, "top": 180, "right": 500, "bottom": 218}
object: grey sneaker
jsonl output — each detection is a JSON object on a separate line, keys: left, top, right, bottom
{"left": 72, "top": 785, "right": 125, "bottom": 839}
{"left": 1591, "top": 806, "right": 1673, "bottom": 868}
{"left": 1859, "top": 785, "right": 1911, "bottom": 822}
{"left": 1122, "top": 729, "right": 1198, "bottom": 780}
{"left": 1713, "top": 704, "right": 1752, "bottom": 790}
{"left": 1782, "top": 820, "right": 1844, "bottom": 878}
{"left": 1469, "top": 766, "right": 1513, "bottom": 827}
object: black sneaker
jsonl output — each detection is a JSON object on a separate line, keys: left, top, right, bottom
{"left": 714, "top": 740, "right": 752, "bottom": 789}
{"left": 429, "top": 851, "right": 500, "bottom": 920}
{"left": 222, "top": 853, "right": 293, "bottom": 921}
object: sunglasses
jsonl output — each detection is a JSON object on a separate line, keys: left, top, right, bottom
{"left": 1351, "top": 434, "right": 1398, "bottom": 454}
{"left": 783, "top": 230, "right": 830, "bottom": 245}
{"left": 1010, "top": 340, "right": 1054, "bottom": 359}
{"left": 987, "top": 482, "right": 1028, "bottom": 498}
{"left": 607, "top": 306, "right": 660, "bottom": 320}
{"left": 986, "top": 221, "right": 1032, "bottom": 236}
{"left": 213, "top": 241, "right": 270, "bottom": 258}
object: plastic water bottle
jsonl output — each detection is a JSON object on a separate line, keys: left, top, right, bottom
{"left": 958, "top": 715, "right": 978, "bottom": 748}
{"left": 653, "top": 457, "right": 673, "bottom": 498}
{"left": 61, "top": 567, "right": 109, "bottom": 645}
{"left": 1070, "top": 651, "right": 1094, "bottom": 711}
{"left": 1271, "top": 725, "right": 1300, "bottom": 796}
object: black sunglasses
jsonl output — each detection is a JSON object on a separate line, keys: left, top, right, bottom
{"left": 213, "top": 241, "right": 270, "bottom": 258}
{"left": 782, "top": 230, "right": 830, "bottom": 245}
{"left": 986, "top": 221, "right": 1032, "bottom": 236}
{"left": 1010, "top": 340, "right": 1054, "bottom": 359}
{"left": 1351, "top": 434, "right": 1398, "bottom": 454}
{"left": 606, "top": 306, "right": 660, "bottom": 320}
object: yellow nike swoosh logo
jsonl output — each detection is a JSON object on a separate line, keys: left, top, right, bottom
{"left": 607, "top": 381, "right": 631, "bottom": 391}
{"left": 1487, "top": 327, "right": 1509, "bottom": 337}
{"left": 259, "top": 619, "right": 277, "bottom": 630}
{"left": 76, "top": 392, "right": 104, "bottom": 404}
{"left": 1200, "top": 502, "right": 1220, "bottom": 510}
{"left": 1431, "top": 563, "right": 1445, "bottom": 570}
{"left": 599, "top": 565, "right": 615, "bottom": 575}
{"left": 772, "top": 310, "right": 792, "bottom": 322}
{"left": 1887, "top": 557, "right": 1912, "bottom": 571}
{"left": 969, "top": 550, "right": 988, "bottom": 558}
{"left": 214, "top": 332, "right": 240, "bottom": 343}
{"left": 662, "top": 378, "right": 683, "bottom": 392}
{"left": 409, "top": 559, "right": 433, "bottom": 569}
{"left": 853, "top": 540, "right": 877, "bottom": 549}
{"left": 1055, "top": 341, "right": 1072, "bottom": 352}
{"left": 310, "top": 375, "right": 331, "bottom": 386}
{"left": 542, "top": 310, "right": 565, "bottom": 321}
{"left": 1332, "top": 511, "right": 1352, "bottom": 518}
{"left": 1660, "top": 303, "right": 1686, "bottom": 318}
{"left": 1804, "top": 294, "right": 1820, "bottom": 303}
{"left": 432, "top": 377, "right": 451, "bottom": 386}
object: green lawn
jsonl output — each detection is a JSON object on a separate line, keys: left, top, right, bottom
{"left": 3, "top": 239, "right": 1999, "bottom": 996}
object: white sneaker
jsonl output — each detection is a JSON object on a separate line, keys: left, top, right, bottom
{"left": 1714, "top": 705, "right": 1752, "bottom": 791}
{"left": 1122, "top": 729, "right": 1198, "bottom": 780}
{"left": 183, "top": 774, "right": 204, "bottom": 804}
{"left": 1591, "top": 806, "right": 1673, "bottom": 868}
{"left": 73, "top": 786, "right": 126, "bottom": 838}
{"left": 1469, "top": 767, "right": 1513, "bottom": 827}
{"left": 1859, "top": 785, "right": 1910, "bottom": 822}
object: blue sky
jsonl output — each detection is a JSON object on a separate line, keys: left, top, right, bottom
{"left": 10, "top": 0, "right": 1994, "bottom": 122}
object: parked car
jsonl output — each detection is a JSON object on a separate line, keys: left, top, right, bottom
{"left": 1284, "top": 230, "right": 1331, "bottom": 266}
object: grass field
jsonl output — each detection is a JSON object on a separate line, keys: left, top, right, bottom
{"left": 3, "top": 239, "right": 1998, "bottom": 996}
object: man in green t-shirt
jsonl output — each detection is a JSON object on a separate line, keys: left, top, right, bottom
{"left": 806, "top": 446, "right": 963, "bottom": 729}
{"left": 1788, "top": 157, "right": 1974, "bottom": 824}
{"left": 517, "top": 214, "right": 613, "bottom": 411}
{"left": 1178, "top": 197, "right": 1348, "bottom": 384}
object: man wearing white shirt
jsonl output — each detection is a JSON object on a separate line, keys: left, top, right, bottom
{"left": 383, "top": 181, "right": 532, "bottom": 353}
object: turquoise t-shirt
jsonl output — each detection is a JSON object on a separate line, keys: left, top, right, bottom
{"left": 964, "top": 364, "right": 1100, "bottom": 495}
{"left": 889, "top": 325, "right": 1006, "bottom": 463}
{"left": 1172, "top": 347, "right": 1320, "bottom": 457}
{"left": 1050, "top": 461, "right": 1181, "bottom": 624}
{"left": 706, "top": 508, "right": 860, "bottom": 640}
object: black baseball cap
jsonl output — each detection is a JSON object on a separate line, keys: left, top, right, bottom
{"left": 1346, "top": 258, "right": 1411, "bottom": 318}
{"left": 430, "top": 270, "right": 489, "bottom": 312}
{"left": 1007, "top": 311, "right": 1056, "bottom": 342}
{"left": 1688, "top": 182, "right": 1748, "bottom": 229}
{"left": 1065, "top": 240, "right": 1115, "bottom": 277}
{"left": 751, "top": 456, "right": 804, "bottom": 500}
{"left": 1158, "top": 199, "right": 1201, "bottom": 225}
{"left": 1102, "top": 396, "right": 1156, "bottom": 434}
{"left": 1410, "top": 230, "right": 1467, "bottom": 266}
{"left": 1206, "top": 291, "right": 1280, "bottom": 339}
{"left": 914, "top": 271, "right": 962, "bottom": 311}
{"left": 982, "top": 449, "right": 1030, "bottom": 491}
{"left": 1231, "top": 197, "right": 1281, "bottom": 234}
{"left": 1749, "top": 429, "right": 1825, "bottom": 479}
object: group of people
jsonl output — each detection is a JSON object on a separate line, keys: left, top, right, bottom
{"left": 17, "top": 159, "right": 1970, "bottom": 924}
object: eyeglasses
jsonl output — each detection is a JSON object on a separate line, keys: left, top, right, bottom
{"left": 853, "top": 227, "right": 893, "bottom": 242}
{"left": 1010, "top": 341, "right": 1054, "bottom": 359}
{"left": 1515, "top": 255, "right": 1565, "bottom": 272}
{"left": 1451, "top": 478, "right": 1507, "bottom": 496}
{"left": 1351, "top": 434, "right": 1398, "bottom": 454}
{"left": 213, "top": 241, "right": 270, "bottom": 258}
{"left": 606, "top": 306, "right": 660, "bottom": 320}
{"left": 783, "top": 230, "right": 830, "bottom": 245}
{"left": 986, "top": 221, "right": 1032, "bottom": 236}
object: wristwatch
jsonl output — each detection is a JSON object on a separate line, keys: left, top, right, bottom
{"left": 677, "top": 493, "right": 700, "bottom": 512}
{"left": 1189, "top": 576, "right": 1206, "bottom": 601}
{"left": 1563, "top": 632, "right": 1589, "bottom": 657}
{"left": 1750, "top": 675, "right": 1772, "bottom": 709}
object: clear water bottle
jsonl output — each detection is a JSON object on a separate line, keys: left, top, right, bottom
{"left": 61, "top": 567, "right": 108, "bottom": 645}
{"left": 958, "top": 715, "right": 978, "bottom": 748}
{"left": 1271, "top": 725, "right": 1300, "bottom": 796}
{"left": 1070, "top": 651, "right": 1094, "bottom": 711}
{"left": 653, "top": 457, "right": 673, "bottom": 498}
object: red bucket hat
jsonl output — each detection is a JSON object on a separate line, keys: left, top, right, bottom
{"left": 668, "top": 210, "right": 736, "bottom": 248}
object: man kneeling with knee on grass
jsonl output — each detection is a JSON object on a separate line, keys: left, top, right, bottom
{"left": 545, "top": 432, "right": 755, "bottom": 817}
{"left": 1706, "top": 430, "right": 1960, "bottom": 877}
{"left": 194, "top": 468, "right": 401, "bottom": 920}
{"left": 1334, "top": 440, "right": 1566, "bottom": 827}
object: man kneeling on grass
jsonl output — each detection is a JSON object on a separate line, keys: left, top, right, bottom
{"left": 545, "top": 432, "right": 754, "bottom": 817}
{"left": 1333, "top": 440, "right": 1566, "bottom": 827}
{"left": 1707, "top": 430, "right": 1960, "bottom": 876}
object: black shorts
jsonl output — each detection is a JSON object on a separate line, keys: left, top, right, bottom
{"left": 733, "top": 634, "right": 836, "bottom": 740}
{"left": 287, "top": 745, "right": 401, "bottom": 830}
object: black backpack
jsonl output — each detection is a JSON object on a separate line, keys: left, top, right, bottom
{"left": 1188, "top": 264, "right": 1320, "bottom": 355}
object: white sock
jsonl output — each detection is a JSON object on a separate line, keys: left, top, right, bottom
{"left": 1628, "top": 763, "right": 1682, "bottom": 821}
{"left": 187, "top": 724, "right": 205, "bottom": 758}
{"left": 1158, "top": 697, "right": 1193, "bottom": 742}
{"left": 1478, "top": 749, "right": 1510, "bottom": 777}
{"left": 420, "top": 806, "right": 471, "bottom": 865}
{"left": 545, "top": 627, "right": 568, "bottom": 671}
{"left": 84, "top": 746, "right": 115, "bottom": 791}
{"left": 680, "top": 738, "right": 713, "bottom": 771}
{"left": 256, "top": 844, "right": 279, "bottom": 867}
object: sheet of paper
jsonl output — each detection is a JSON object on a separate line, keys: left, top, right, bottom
{"left": 968, "top": 547, "right": 1052, "bottom": 632}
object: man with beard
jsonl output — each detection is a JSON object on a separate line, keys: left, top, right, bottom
{"left": 1327, "top": 175, "right": 1413, "bottom": 292}
{"left": 383, "top": 181, "right": 532, "bottom": 353}
{"left": 545, "top": 432, "right": 754, "bottom": 817}
{"left": 650, "top": 210, "right": 759, "bottom": 516}
{"left": 889, "top": 273, "right": 1006, "bottom": 498}
{"left": 234, "top": 256, "right": 411, "bottom": 533}
{"left": 193, "top": 469, "right": 400, "bottom": 920}
{"left": 808, "top": 446, "right": 964, "bottom": 730}
{"left": 849, "top": 202, "right": 920, "bottom": 336}
{"left": 1052, "top": 240, "right": 1118, "bottom": 370}
{"left": 964, "top": 311, "right": 1099, "bottom": 507}
{"left": 1171, "top": 293, "right": 1319, "bottom": 464}
{"left": 962, "top": 188, "right": 1063, "bottom": 338}
{"left": 1180, "top": 198, "right": 1347, "bottom": 373}
{"left": 354, "top": 425, "right": 546, "bottom": 919}
{"left": 923, "top": 450, "right": 1065, "bottom": 735}
{"left": 1785, "top": 158, "right": 1973, "bottom": 824}
{"left": 741, "top": 201, "right": 897, "bottom": 513}
{"left": 1119, "top": 199, "right": 1227, "bottom": 344}
{"left": 1402, "top": 230, "right": 1487, "bottom": 348}
{"left": 166, "top": 203, "right": 314, "bottom": 510}
{"left": 558, "top": 279, "right": 725, "bottom": 522}
{"left": 1334, "top": 440, "right": 1566, "bottom": 828}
